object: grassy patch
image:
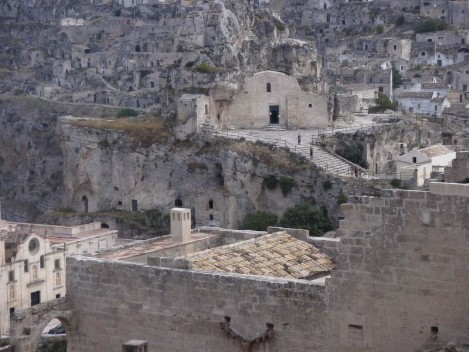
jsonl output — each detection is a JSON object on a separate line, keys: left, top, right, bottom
{"left": 67, "top": 117, "right": 171, "bottom": 146}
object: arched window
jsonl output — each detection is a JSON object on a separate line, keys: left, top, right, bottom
{"left": 40, "top": 255, "right": 45, "bottom": 268}
{"left": 208, "top": 200, "right": 214, "bottom": 209}
{"left": 266, "top": 83, "right": 271, "bottom": 93}
{"left": 175, "top": 199, "right": 183, "bottom": 207}
{"left": 323, "top": 3, "right": 327, "bottom": 9}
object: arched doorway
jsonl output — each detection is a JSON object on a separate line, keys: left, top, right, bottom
{"left": 38, "top": 318, "right": 67, "bottom": 351}
{"left": 11, "top": 307, "right": 75, "bottom": 352}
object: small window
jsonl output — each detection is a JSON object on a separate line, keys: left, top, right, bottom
{"left": 175, "top": 199, "right": 183, "bottom": 207}
{"left": 394, "top": 45, "right": 397, "bottom": 50}
{"left": 427, "top": 38, "right": 432, "bottom": 43}
{"left": 8, "top": 271, "right": 14, "bottom": 282}
{"left": 435, "top": 105, "right": 438, "bottom": 111}
{"left": 24, "top": 260, "right": 29, "bottom": 273}
{"left": 55, "top": 259, "right": 61, "bottom": 270}
{"left": 412, "top": 157, "right": 417, "bottom": 163}
{"left": 150, "top": 81, "right": 154, "bottom": 88}
{"left": 308, "top": 103, "right": 312, "bottom": 108}
{"left": 266, "top": 83, "right": 271, "bottom": 93}
{"left": 56, "top": 294, "right": 61, "bottom": 299}
{"left": 209, "top": 214, "right": 214, "bottom": 221}
{"left": 208, "top": 200, "right": 214, "bottom": 209}
{"left": 205, "top": 104, "right": 208, "bottom": 114}
{"left": 421, "top": 52, "right": 426, "bottom": 56}
{"left": 10, "top": 307, "right": 15, "bottom": 316}
{"left": 431, "top": 326, "right": 438, "bottom": 335}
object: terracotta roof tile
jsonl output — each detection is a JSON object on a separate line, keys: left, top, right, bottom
{"left": 181, "top": 231, "right": 335, "bottom": 280}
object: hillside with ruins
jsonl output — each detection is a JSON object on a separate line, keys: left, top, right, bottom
{"left": 0, "top": 0, "right": 469, "bottom": 351}
{"left": 0, "top": 0, "right": 468, "bottom": 228}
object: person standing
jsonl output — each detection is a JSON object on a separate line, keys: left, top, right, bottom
{"left": 310, "top": 146, "right": 313, "bottom": 159}
{"left": 297, "top": 132, "right": 301, "bottom": 145}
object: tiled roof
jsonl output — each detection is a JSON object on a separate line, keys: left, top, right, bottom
{"left": 399, "top": 91, "right": 434, "bottom": 99}
{"left": 421, "top": 82, "right": 448, "bottom": 90}
{"left": 183, "top": 231, "right": 335, "bottom": 280}
{"left": 443, "top": 105, "right": 469, "bottom": 118}
{"left": 419, "top": 144, "right": 452, "bottom": 157}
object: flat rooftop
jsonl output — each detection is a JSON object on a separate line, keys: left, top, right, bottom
{"left": 97, "top": 231, "right": 218, "bottom": 260}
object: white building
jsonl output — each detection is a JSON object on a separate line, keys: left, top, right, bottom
{"left": 398, "top": 91, "right": 451, "bottom": 117}
{"left": 396, "top": 145, "right": 456, "bottom": 186}
{"left": 0, "top": 216, "right": 117, "bottom": 335}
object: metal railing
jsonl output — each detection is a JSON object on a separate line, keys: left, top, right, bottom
{"left": 212, "top": 130, "right": 376, "bottom": 178}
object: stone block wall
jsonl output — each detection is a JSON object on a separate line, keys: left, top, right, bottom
{"left": 444, "top": 151, "right": 469, "bottom": 183}
{"left": 66, "top": 256, "right": 328, "bottom": 352}
{"left": 327, "top": 186, "right": 469, "bottom": 351}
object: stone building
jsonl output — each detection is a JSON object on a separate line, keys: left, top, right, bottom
{"left": 0, "top": 215, "right": 117, "bottom": 335}
{"left": 223, "top": 71, "right": 330, "bottom": 130}
{"left": 398, "top": 91, "right": 451, "bottom": 117}
{"left": 395, "top": 144, "right": 456, "bottom": 185}
{"left": 11, "top": 172, "right": 469, "bottom": 352}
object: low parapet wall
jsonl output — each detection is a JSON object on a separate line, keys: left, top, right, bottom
{"left": 429, "top": 181, "right": 469, "bottom": 196}
{"left": 65, "top": 256, "right": 328, "bottom": 352}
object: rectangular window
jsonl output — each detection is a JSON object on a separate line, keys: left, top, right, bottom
{"left": 435, "top": 105, "right": 438, "bottom": 111}
{"left": 55, "top": 259, "right": 61, "bottom": 270}
{"left": 9, "top": 308, "right": 15, "bottom": 316}
{"left": 31, "top": 291, "right": 41, "bottom": 307}
{"left": 413, "top": 157, "right": 417, "bottom": 163}
{"left": 24, "top": 260, "right": 29, "bottom": 273}
{"left": 8, "top": 271, "right": 14, "bottom": 282}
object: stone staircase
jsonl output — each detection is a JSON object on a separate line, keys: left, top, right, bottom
{"left": 214, "top": 129, "right": 373, "bottom": 178}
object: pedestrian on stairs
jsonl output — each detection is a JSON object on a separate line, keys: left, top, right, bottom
{"left": 310, "top": 146, "right": 313, "bottom": 159}
{"left": 297, "top": 132, "right": 301, "bottom": 145}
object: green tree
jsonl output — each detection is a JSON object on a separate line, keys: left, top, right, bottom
{"left": 369, "top": 93, "right": 398, "bottom": 113}
{"left": 415, "top": 18, "right": 447, "bottom": 33}
{"left": 375, "top": 24, "right": 384, "bottom": 34}
{"left": 392, "top": 67, "right": 403, "bottom": 89}
{"left": 244, "top": 211, "right": 278, "bottom": 231}
{"left": 396, "top": 15, "right": 405, "bottom": 26}
{"left": 279, "top": 203, "right": 333, "bottom": 237}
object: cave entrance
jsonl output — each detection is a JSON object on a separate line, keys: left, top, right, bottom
{"left": 82, "top": 196, "right": 89, "bottom": 213}
{"left": 269, "top": 105, "right": 279, "bottom": 124}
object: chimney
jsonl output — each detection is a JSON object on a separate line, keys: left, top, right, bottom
{"left": 170, "top": 208, "right": 191, "bottom": 243}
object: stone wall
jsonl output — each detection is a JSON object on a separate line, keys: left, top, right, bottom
{"left": 66, "top": 256, "right": 328, "bottom": 352}
{"left": 444, "top": 151, "right": 469, "bottom": 183}
{"left": 327, "top": 186, "right": 469, "bottom": 351}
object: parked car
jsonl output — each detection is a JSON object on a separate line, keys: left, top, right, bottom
{"left": 48, "top": 324, "right": 65, "bottom": 334}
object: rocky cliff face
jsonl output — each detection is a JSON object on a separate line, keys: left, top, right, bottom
{"left": 0, "top": 0, "right": 322, "bottom": 117}
{"left": 58, "top": 118, "right": 346, "bottom": 230}
{"left": 0, "top": 96, "right": 120, "bottom": 221}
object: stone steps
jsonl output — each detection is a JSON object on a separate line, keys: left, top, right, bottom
{"left": 215, "top": 129, "right": 373, "bottom": 178}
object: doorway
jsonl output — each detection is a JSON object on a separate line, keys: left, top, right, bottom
{"left": 31, "top": 291, "right": 41, "bottom": 306}
{"left": 269, "top": 105, "right": 279, "bottom": 124}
